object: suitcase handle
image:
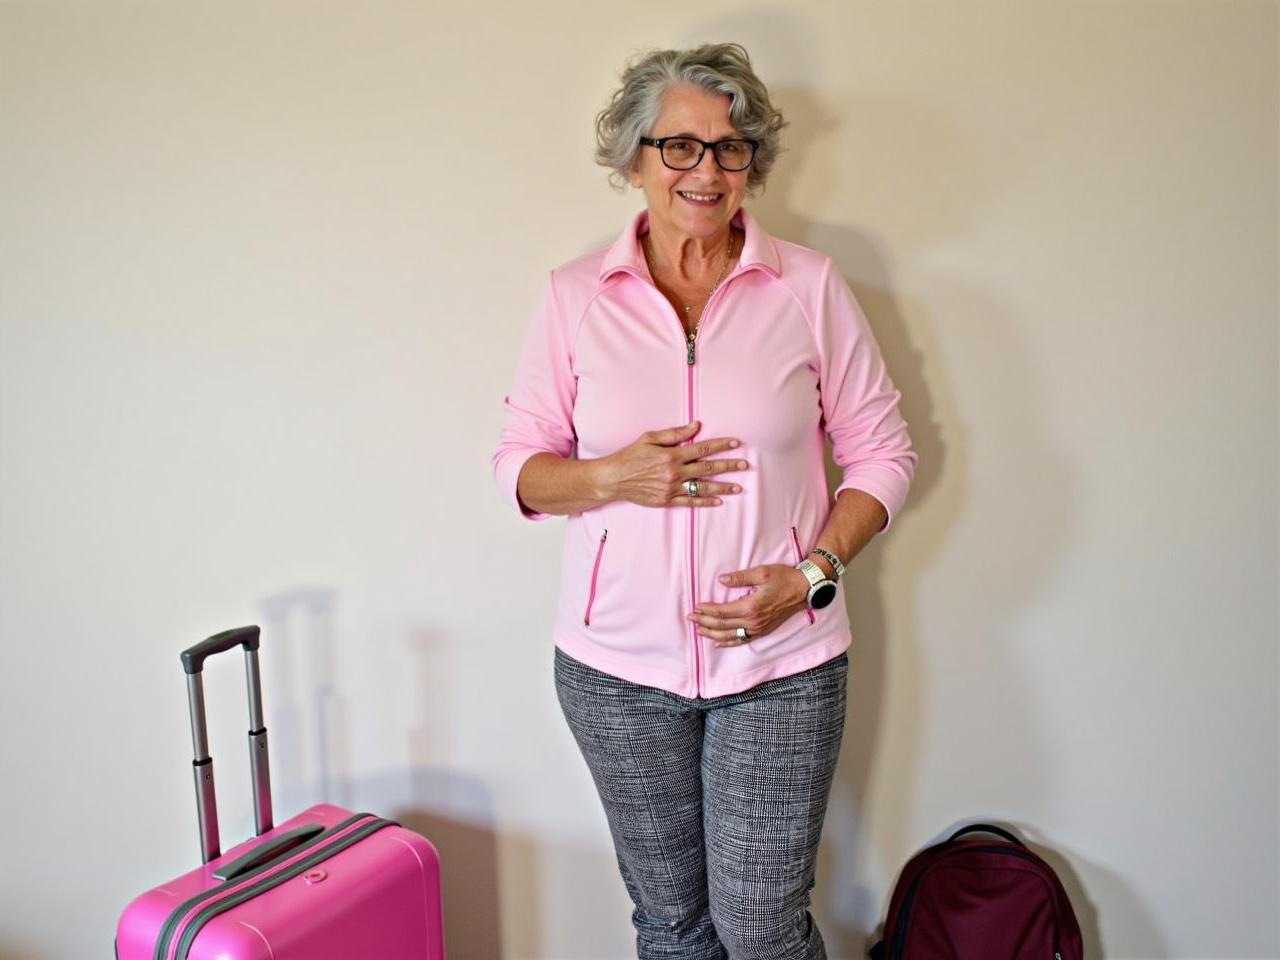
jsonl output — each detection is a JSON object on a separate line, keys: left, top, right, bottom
{"left": 947, "top": 823, "right": 1025, "bottom": 846}
{"left": 210, "top": 823, "right": 325, "bottom": 881}
{"left": 181, "top": 625, "right": 274, "bottom": 864}
{"left": 181, "top": 625, "right": 261, "bottom": 675}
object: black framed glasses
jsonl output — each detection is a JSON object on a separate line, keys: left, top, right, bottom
{"left": 639, "top": 136, "right": 759, "bottom": 172}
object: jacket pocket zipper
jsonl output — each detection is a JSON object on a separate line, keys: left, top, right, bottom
{"left": 789, "top": 526, "right": 817, "bottom": 625}
{"left": 583, "top": 529, "right": 608, "bottom": 626}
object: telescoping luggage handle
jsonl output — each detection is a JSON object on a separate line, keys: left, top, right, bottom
{"left": 181, "top": 625, "right": 274, "bottom": 864}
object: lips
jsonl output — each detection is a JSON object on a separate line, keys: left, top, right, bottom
{"left": 677, "top": 190, "right": 723, "bottom": 206}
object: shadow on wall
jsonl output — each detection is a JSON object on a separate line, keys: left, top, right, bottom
{"left": 1034, "top": 831, "right": 1166, "bottom": 960}
{"left": 740, "top": 69, "right": 1094, "bottom": 957}
{"left": 399, "top": 793, "right": 635, "bottom": 960}
{"left": 396, "top": 771, "right": 509, "bottom": 960}
{"left": 313, "top": 765, "right": 507, "bottom": 960}
{"left": 261, "top": 586, "right": 352, "bottom": 812}
{"left": 1030, "top": 828, "right": 1106, "bottom": 958}
{"left": 747, "top": 81, "right": 951, "bottom": 955}
{"left": 400, "top": 627, "right": 522, "bottom": 959}
{"left": 257, "top": 598, "right": 511, "bottom": 956}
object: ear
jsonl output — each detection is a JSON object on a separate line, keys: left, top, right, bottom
{"left": 628, "top": 162, "right": 643, "bottom": 189}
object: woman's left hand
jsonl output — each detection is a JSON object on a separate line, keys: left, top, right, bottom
{"left": 688, "top": 565, "right": 812, "bottom": 647}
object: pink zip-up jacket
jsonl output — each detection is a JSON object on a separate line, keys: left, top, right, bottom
{"left": 492, "top": 208, "right": 915, "bottom": 698}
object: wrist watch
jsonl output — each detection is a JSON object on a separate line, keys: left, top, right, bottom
{"left": 795, "top": 559, "right": 838, "bottom": 610}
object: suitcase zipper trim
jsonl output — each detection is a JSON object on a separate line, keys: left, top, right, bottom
{"left": 171, "top": 816, "right": 397, "bottom": 960}
{"left": 152, "top": 812, "right": 378, "bottom": 960}
{"left": 153, "top": 812, "right": 374, "bottom": 960}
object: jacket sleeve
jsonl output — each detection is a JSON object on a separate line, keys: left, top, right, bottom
{"left": 491, "top": 271, "right": 578, "bottom": 521}
{"left": 813, "top": 258, "right": 917, "bottom": 531}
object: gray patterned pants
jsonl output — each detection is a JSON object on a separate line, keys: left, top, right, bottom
{"left": 554, "top": 648, "right": 848, "bottom": 960}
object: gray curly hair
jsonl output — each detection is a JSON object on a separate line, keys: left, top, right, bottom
{"left": 594, "top": 43, "right": 786, "bottom": 195}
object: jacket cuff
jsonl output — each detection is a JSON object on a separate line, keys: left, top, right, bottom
{"left": 834, "top": 469, "right": 910, "bottom": 533}
{"left": 494, "top": 448, "right": 553, "bottom": 521}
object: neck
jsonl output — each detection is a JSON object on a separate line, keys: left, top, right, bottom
{"left": 643, "top": 219, "right": 735, "bottom": 282}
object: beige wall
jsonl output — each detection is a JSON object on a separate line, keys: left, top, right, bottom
{"left": 1, "top": 2, "right": 1276, "bottom": 958}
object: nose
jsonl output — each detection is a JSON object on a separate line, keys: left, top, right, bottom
{"left": 692, "top": 144, "right": 721, "bottom": 176}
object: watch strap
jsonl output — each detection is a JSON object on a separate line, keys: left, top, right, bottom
{"left": 808, "top": 547, "right": 845, "bottom": 579}
{"left": 795, "top": 558, "right": 827, "bottom": 589}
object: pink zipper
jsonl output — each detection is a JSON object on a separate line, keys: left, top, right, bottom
{"left": 789, "top": 526, "right": 817, "bottom": 624}
{"left": 646, "top": 261, "right": 747, "bottom": 698}
{"left": 583, "top": 530, "right": 608, "bottom": 625}
{"left": 686, "top": 267, "right": 747, "bottom": 696}
{"left": 687, "top": 361, "right": 701, "bottom": 695}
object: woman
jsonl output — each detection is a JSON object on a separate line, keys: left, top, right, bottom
{"left": 492, "top": 43, "right": 915, "bottom": 960}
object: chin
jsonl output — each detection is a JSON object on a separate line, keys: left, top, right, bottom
{"left": 678, "top": 206, "right": 738, "bottom": 235}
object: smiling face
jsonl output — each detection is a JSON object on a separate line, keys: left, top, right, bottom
{"left": 629, "top": 84, "right": 750, "bottom": 242}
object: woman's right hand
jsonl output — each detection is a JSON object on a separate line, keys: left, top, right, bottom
{"left": 597, "top": 421, "right": 748, "bottom": 508}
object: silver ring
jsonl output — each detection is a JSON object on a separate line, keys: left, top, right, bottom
{"left": 735, "top": 627, "right": 750, "bottom": 642}
{"left": 684, "top": 479, "right": 699, "bottom": 497}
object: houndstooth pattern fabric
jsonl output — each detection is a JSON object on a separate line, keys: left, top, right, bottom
{"left": 554, "top": 648, "right": 848, "bottom": 960}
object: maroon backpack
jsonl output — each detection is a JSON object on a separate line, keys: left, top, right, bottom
{"left": 869, "top": 823, "right": 1084, "bottom": 960}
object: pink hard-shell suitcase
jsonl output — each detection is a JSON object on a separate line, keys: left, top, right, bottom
{"left": 117, "top": 626, "right": 446, "bottom": 960}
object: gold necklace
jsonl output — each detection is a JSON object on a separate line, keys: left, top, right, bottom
{"left": 643, "top": 232, "right": 737, "bottom": 365}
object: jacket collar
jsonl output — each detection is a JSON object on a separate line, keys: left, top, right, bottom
{"left": 599, "top": 207, "right": 781, "bottom": 281}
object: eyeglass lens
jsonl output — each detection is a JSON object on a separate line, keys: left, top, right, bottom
{"left": 662, "top": 139, "right": 754, "bottom": 171}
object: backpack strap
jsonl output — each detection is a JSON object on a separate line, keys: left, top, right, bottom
{"left": 947, "top": 823, "right": 1025, "bottom": 846}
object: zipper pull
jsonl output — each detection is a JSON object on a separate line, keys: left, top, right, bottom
{"left": 686, "top": 331, "right": 696, "bottom": 365}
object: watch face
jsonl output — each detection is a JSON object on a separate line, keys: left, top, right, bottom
{"left": 810, "top": 582, "right": 837, "bottom": 609}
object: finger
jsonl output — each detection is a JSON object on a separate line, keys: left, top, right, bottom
{"left": 704, "top": 457, "right": 750, "bottom": 475}
{"left": 682, "top": 458, "right": 749, "bottom": 480}
{"left": 717, "top": 566, "right": 769, "bottom": 588}
{"left": 676, "top": 438, "right": 741, "bottom": 463}
{"left": 689, "top": 599, "right": 754, "bottom": 621}
{"left": 689, "top": 611, "right": 736, "bottom": 631}
{"left": 647, "top": 421, "right": 701, "bottom": 446}
{"left": 672, "top": 496, "right": 725, "bottom": 508}
{"left": 669, "top": 477, "right": 735, "bottom": 505}
{"left": 703, "top": 625, "right": 760, "bottom": 648}
{"left": 675, "top": 479, "right": 742, "bottom": 497}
